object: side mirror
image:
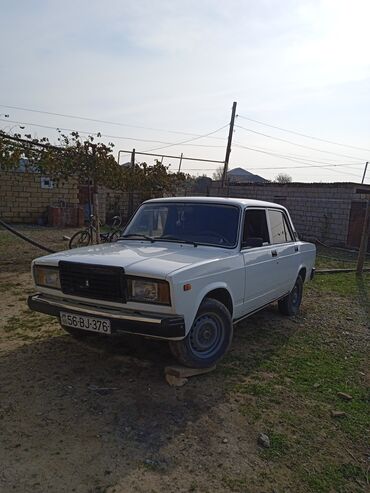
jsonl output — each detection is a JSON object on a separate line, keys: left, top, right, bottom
{"left": 242, "top": 237, "right": 264, "bottom": 248}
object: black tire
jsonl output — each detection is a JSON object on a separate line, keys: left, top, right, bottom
{"left": 69, "top": 230, "right": 91, "bottom": 249}
{"left": 169, "top": 298, "right": 233, "bottom": 368}
{"left": 278, "top": 276, "right": 303, "bottom": 316}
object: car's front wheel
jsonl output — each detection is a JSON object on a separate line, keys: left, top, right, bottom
{"left": 169, "top": 298, "right": 233, "bottom": 368}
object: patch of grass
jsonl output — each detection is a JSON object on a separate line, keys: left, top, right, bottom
{"left": 262, "top": 329, "right": 369, "bottom": 440}
{"left": 260, "top": 431, "right": 290, "bottom": 459}
{"left": 3, "top": 311, "right": 59, "bottom": 340}
{"left": 301, "top": 462, "right": 365, "bottom": 493}
{"left": 315, "top": 245, "right": 370, "bottom": 271}
{"left": 222, "top": 476, "right": 251, "bottom": 492}
{"left": 235, "top": 381, "right": 275, "bottom": 397}
{"left": 0, "top": 281, "right": 22, "bottom": 293}
{"left": 309, "top": 272, "right": 370, "bottom": 297}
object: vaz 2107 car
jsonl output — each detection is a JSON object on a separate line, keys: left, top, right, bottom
{"left": 28, "top": 197, "right": 316, "bottom": 368}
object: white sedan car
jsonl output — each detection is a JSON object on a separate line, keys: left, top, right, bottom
{"left": 28, "top": 197, "right": 316, "bottom": 368}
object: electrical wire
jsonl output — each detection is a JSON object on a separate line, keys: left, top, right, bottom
{"left": 0, "top": 118, "right": 226, "bottom": 149}
{"left": 238, "top": 114, "right": 370, "bottom": 153}
{"left": 233, "top": 143, "right": 362, "bottom": 178}
{"left": 235, "top": 124, "right": 367, "bottom": 161}
{"left": 0, "top": 103, "right": 228, "bottom": 141}
{"left": 140, "top": 124, "right": 229, "bottom": 153}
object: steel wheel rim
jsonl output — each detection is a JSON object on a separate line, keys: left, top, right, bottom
{"left": 188, "top": 312, "right": 224, "bottom": 359}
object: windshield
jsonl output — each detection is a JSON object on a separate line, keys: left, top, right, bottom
{"left": 123, "top": 202, "right": 240, "bottom": 248}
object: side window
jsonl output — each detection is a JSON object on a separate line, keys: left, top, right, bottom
{"left": 242, "top": 209, "right": 270, "bottom": 248}
{"left": 268, "top": 210, "right": 293, "bottom": 244}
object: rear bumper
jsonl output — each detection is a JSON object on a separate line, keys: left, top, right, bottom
{"left": 28, "top": 294, "right": 185, "bottom": 340}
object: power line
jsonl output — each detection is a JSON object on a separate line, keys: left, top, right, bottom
{"left": 238, "top": 114, "right": 370, "bottom": 153}
{"left": 140, "top": 124, "right": 229, "bottom": 153}
{"left": 234, "top": 142, "right": 362, "bottom": 165}
{"left": 235, "top": 124, "right": 366, "bottom": 161}
{"left": 233, "top": 143, "right": 362, "bottom": 178}
{"left": 0, "top": 103, "right": 228, "bottom": 141}
{"left": 0, "top": 118, "right": 226, "bottom": 149}
{"left": 172, "top": 162, "right": 364, "bottom": 171}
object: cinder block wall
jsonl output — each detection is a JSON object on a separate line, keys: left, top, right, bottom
{"left": 0, "top": 171, "right": 79, "bottom": 223}
{"left": 209, "top": 182, "right": 367, "bottom": 247}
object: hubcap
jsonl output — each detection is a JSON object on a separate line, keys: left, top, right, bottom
{"left": 188, "top": 312, "right": 224, "bottom": 359}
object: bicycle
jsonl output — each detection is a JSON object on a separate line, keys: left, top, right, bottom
{"left": 68, "top": 215, "right": 122, "bottom": 249}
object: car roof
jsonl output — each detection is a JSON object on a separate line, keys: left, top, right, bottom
{"left": 145, "top": 196, "right": 286, "bottom": 209}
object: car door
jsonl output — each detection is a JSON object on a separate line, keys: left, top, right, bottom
{"left": 266, "top": 208, "right": 299, "bottom": 296}
{"left": 241, "top": 208, "right": 280, "bottom": 314}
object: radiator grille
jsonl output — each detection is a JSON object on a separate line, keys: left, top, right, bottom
{"left": 59, "top": 261, "right": 125, "bottom": 302}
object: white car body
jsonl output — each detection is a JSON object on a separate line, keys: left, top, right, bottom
{"left": 29, "top": 197, "right": 316, "bottom": 344}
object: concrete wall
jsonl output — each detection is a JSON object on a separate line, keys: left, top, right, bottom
{"left": 209, "top": 182, "right": 370, "bottom": 247}
{"left": 0, "top": 171, "right": 79, "bottom": 224}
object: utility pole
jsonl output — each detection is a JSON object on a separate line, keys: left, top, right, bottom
{"left": 361, "top": 161, "right": 368, "bottom": 184}
{"left": 222, "top": 101, "right": 237, "bottom": 187}
{"left": 356, "top": 197, "right": 370, "bottom": 275}
{"left": 178, "top": 153, "right": 183, "bottom": 173}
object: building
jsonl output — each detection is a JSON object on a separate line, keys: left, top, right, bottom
{"left": 210, "top": 181, "right": 370, "bottom": 251}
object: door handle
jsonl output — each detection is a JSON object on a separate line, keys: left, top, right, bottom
{"left": 271, "top": 250, "right": 278, "bottom": 257}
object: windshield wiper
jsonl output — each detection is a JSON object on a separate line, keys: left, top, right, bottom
{"left": 154, "top": 235, "right": 198, "bottom": 247}
{"left": 119, "top": 233, "right": 155, "bottom": 242}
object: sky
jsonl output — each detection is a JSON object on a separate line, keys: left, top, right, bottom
{"left": 0, "top": 0, "right": 369, "bottom": 183}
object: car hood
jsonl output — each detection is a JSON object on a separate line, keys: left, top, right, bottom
{"left": 33, "top": 240, "right": 235, "bottom": 278}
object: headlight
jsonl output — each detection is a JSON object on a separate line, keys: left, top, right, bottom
{"left": 34, "top": 265, "right": 61, "bottom": 290}
{"left": 127, "top": 278, "right": 170, "bottom": 305}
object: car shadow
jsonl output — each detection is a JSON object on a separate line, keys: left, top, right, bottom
{"left": 0, "top": 303, "right": 302, "bottom": 492}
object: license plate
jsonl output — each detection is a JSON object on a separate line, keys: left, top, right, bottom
{"left": 60, "top": 311, "right": 111, "bottom": 334}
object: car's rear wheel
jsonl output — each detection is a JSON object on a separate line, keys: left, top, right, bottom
{"left": 278, "top": 276, "right": 303, "bottom": 316}
{"left": 169, "top": 298, "right": 233, "bottom": 368}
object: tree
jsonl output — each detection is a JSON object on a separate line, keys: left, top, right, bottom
{"left": 212, "top": 166, "right": 224, "bottom": 181}
{"left": 0, "top": 130, "right": 187, "bottom": 193}
{"left": 274, "top": 173, "right": 292, "bottom": 184}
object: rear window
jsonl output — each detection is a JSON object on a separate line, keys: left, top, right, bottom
{"left": 268, "top": 210, "right": 293, "bottom": 244}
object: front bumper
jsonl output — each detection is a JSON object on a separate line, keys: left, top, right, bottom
{"left": 28, "top": 294, "right": 185, "bottom": 340}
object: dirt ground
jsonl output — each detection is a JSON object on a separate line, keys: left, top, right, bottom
{"left": 0, "top": 227, "right": 369, "bottom": 493}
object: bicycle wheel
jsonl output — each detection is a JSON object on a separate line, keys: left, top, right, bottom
{"left": 108, "top": 231, "right": 120, "bottom": 242}
{"left": 68, "top": 230, "right": 91, "bottom": 249}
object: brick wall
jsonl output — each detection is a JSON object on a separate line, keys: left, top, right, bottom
{"left": 0, "top": 171, "right": 79, "bottom": 224}
{"left": 209, "top": 182, "right": 370, "bottom": 247}
{"left": 99, "top": 188, "right": 165, "bottom": 224}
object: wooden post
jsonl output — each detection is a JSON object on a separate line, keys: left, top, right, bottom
{"left": 128, "top": 149, "right": 135, "bottom": 217}
{"left": 222, "top": 101, "right": 237, "bottom": 187}
{"left": 356, "top": 199, "right": 370, "bottom": 275}
{"left": 93, "top": 193, "right": 100, "bottom": 244}
{"left": 361, "top": 161, "right": 368, "bottom": 184}
{"left": 178, "top": 153, "right": 183, "bottom": 172}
